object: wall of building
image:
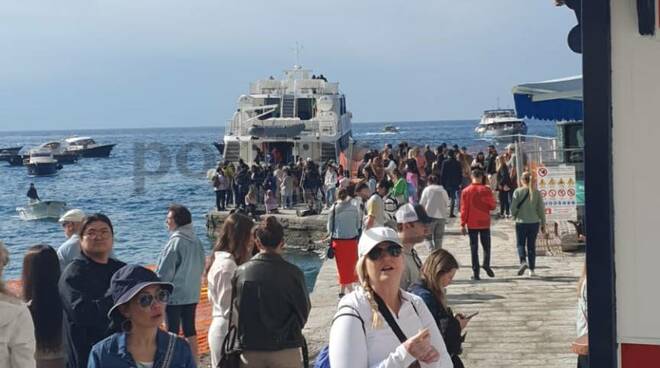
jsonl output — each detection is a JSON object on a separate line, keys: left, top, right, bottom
{"left": 611, "top": 0, "right": 660, "bottom": 364}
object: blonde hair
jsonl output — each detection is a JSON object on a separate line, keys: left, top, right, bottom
{"left": 355, "top": 255, "right": 382, "bottom": 328}
{"left": 521, "top": 171, "right": 535, "bottom": 202}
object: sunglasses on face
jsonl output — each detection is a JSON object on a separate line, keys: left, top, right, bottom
{"left": 135, "top": 289, "right": 170, "bottom": 308}
{"left": 367, "top": 243, "right": 402, "bottom": 261}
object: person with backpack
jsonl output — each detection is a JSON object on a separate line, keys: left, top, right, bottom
{"left": 327, "top": 227, "right": 452, "bottom": 368}
{"left": 510, "top": 172, "right": 546, "bottom": 277}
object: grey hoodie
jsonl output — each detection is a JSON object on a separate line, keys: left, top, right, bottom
{"left": 156, "top": 224, "right": 206, "bottom": 305}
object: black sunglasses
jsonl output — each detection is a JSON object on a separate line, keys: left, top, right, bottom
{"left": 136, "top": 289, "right": 170, "bottom": 309}
{"left": 367, "top": 243, "right": 402, "bottom": 261}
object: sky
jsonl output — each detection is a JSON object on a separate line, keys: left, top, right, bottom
{"left": 0, "top": 0, "right": 581, "bottom": 131}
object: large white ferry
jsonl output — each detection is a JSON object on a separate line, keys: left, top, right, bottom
{"left": 219, "top": 65, "right": 353, "bottom": 165}
{"left": 474, "top": 108, "right": 527, "bottom": 138}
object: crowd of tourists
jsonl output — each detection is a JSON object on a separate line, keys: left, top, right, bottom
{"left": 0, "top": 140, "right": 586, "bottom": 368}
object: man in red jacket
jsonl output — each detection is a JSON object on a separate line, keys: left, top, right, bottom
{"left": 461, "top": 168, "right": 497, "bottom": 280}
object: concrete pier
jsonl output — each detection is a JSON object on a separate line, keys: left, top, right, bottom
{"left": 303, "top": 218, "right": 584, "bottom": 368}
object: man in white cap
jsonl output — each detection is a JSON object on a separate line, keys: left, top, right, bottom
{"left": 395, "top": 203, "right": 433, "bottom": 289}
{"left": 57, "top": 209, "right": 86, "bottom": 270}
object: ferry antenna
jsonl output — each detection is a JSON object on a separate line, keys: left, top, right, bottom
{"left": 292, "top": 42, "right": 304, "bottom": 68}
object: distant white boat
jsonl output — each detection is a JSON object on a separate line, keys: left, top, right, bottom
{"left": 382, "top": 125, "right": 400, "bottom": 133}
{"left": 16, "top": 201, "right": 67, "bottom": 221}
{"left": 475, "top": 109, "right": 527, "bottom": 138}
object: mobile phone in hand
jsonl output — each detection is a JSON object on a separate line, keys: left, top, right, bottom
{"left": 465, "top": 311, "right": 479, "bottom": 319}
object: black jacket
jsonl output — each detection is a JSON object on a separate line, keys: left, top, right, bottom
{"left": 485, "top": 153, "right": 498, "bottom": 175}
{"left": 440, "top": 158, "right": 463, "bottom": 189}
{"left": 58, "top": 253, "right": 125, "bottom": 368}
{"left": 234, "top": 252, "right": 310, "bottom": 351}
{"left": 496, "top": 166, "right": 513, "bottom": 191}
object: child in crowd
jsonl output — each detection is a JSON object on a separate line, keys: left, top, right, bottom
{"left": 265, "top": 189, "right": 278, "bottom": 214}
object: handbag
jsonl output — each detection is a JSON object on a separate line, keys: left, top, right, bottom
{"left": 219, "top": 278, "right": 242, "bottom": 368}
{"left": 327, "top": 207, "right": 336, "bottom": 259}
{"left": 373, "top": 293, "right": 421, "bottom": 368}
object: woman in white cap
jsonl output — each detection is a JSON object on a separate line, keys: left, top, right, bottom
{"left": 0, "top": 240, "right": 36, "bottom": 368}
{"left": 88, "top": 264, "right": 195, "bottom": 367}
{"left": 329, "top": 227, "right": 453, "bottom": 368}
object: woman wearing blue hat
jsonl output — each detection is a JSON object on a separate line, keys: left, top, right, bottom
{"left": 88, "top": 265, "right": 195, "bottom": 368}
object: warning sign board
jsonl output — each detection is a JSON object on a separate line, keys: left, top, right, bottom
{"left": 537, "top": 165, "right": 577, "bottom": 221}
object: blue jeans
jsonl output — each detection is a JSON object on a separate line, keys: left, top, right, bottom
{"left": 515, "top": 222, "right": 540, "bottom": 270}
{"left": 326, "top": 187, "right": 336, "bottom": 206}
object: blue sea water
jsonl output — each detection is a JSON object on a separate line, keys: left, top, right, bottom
{"left": 0, "top": 120, "right": 555, "bottom": 286}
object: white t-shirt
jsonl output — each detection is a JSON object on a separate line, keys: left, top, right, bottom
{"left": 329, "top": 287, "right": 452, "bottom": 368}
{"left": 419, "top": 184, "right": 450, "bottom": 220}
{"left": 366, "top": 193, "right": 386, "bottom": 228}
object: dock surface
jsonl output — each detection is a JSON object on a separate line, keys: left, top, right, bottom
{"left": 304, "top": 218, "right": 584, "bottom": 368}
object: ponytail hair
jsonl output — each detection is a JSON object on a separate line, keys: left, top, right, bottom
{"left": 254, "top": 216, "right": 284, "bottom": 248}
{"left": 521, "top": 171, "right": 534, "bottom": 202}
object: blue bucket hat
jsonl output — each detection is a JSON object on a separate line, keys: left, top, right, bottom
{"left": 107, "top": 264, "right": 174, "bottom": 319}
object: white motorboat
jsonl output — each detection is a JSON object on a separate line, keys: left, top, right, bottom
{"left": 16, "top": 200, "right": 67, "bottom": 220}
{"left": 29, "top": 141, "right": 79, "bottom": 164}
{"left": 382, "top": 125, "right": 399, "bottom": 133}
{"left": 26, "top": 150, "right": 61, "bottom": 176}
{"left": 475, "top": 109, "right": 528, "bottom": 138}
{"left": 219, "top": 65, "right": 353, "bottom": 165}
{"left": 64, "top": 137, "right": 116, "bottom": 157}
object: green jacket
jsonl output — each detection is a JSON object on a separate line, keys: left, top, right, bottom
{"left": 390, "top": 177, "right": 408, "bottom": 204}
{"left": 511, "top": 187, "right": 546, "bottom": 225}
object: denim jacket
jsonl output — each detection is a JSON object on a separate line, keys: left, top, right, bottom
{"left": 88, "top": 329, "right": 195, "bottom": 368}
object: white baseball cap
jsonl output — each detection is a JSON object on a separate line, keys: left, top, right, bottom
{"left": 58, "top": 209, "right": 86, "bottom": 223}
{"left": 358, "top": 227, "right": 403, "bottom": 257}
{"left": 395, "top": 203, "right": 433, "bottom": 224}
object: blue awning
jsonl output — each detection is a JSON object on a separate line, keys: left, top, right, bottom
{"left": 512, "top": 76, "right": 583, "bottom": 121}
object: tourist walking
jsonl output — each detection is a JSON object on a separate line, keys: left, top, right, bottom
{"left": 155, "top": 204, "right": 205, "bottom": 363}
{"left": 574, "top": 264, "right": 589, "bottom": 368}
{"left": 419, "top": 175, "right": 450, "bottom": 250}
{"left": 22, "top": 245, "right": 66, "bottom": 368}
{"left": 485, "top": 145, "right": 498, "bottom": 188}
{"left": 396, "top": 203, "right": 433, "bottom": 289}
{"left": 301, "top": 159, "right": 322, "bottom": 210}
{"left": 510, "top": 172, "right": 546, "bottom": 277}
{"left": 408, "top": 249, "right": 470, "bottom": 368}
{"left": 365, "top": 180, "right": 389, "bottom": 229}
{"left": 405, "top": 158, "right": 421, "bottom": 204}
{"left": 329, "top": 227, "right": 452, "bottom": 368}
{"left": 460, "top": 169, "right": 497, "bottom": 280}
{"left": 56, "top": 209, "right": 86, "bottom": 271}
{"left": 0, "top": 240, "right": 36, "bottom": 368}
{"left": 496, "top": 155, "right": 514, "bottom": 218}
{"left": 324, "top": 163, "right": 338, "bottom": 208}
{"left": 439, "top": 149, "right": 462, "bottom": 217}
{"left": 206, "top": 213, "right": 255, "bottom": 368}
{"left": 88, "top": 265, "right": 195, "bottom": 367}
{"left": 389, "top": 169, "right": 408, "bottom": 207}
{"left": 58, "top": 214, "right": 125, "bottom": 368}
{"left": 233, "top": 217, "right": 311, "bottom": 367}
{"left": 353, "top": 182, "right": 371, "bottom": 231}
{"left": 328, "top": 188, "right": 361, "bottom": 297}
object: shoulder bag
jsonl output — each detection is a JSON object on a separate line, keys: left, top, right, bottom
{"left": 373, "top": 293, "right": 421, "bottom": 368}
{"left": 219, "top": 277, "right": 242, "bottom": 368}
{"left": 159, "top": 332, "right": 177, "bottom": 368}
{"left": 516, "top": 189, "right": 530, "bottom": 211}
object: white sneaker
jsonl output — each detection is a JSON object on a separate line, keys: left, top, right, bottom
{"left": 527, "top": 269, "right": 536, "bottom": 277}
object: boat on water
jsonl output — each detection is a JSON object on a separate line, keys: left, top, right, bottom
{"left": 382, "top": 125, "right": 399, "bottom": 133}
{"left": 218, "top": 65, "right": 353, "bottom": 165}
{"left": 16, "top": 200, "right": 67, "bottom": 220}
{"left": 475, "top": 109, "right": 528, "bottom": 138}
{"left": 26, "top": 150, "right": 62, "bottom": 176}
{"left": 28, "top": 141, "right": 79, "bottom": 164}
{"left": 64, "top": 136, "right": 116, "bottom": 158}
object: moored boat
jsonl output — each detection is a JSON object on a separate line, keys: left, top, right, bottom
{"left": 220, "top": 65, "right": 353, "bottom": 165}
{"left": 64, "top": 137, "right": 116, "bottom": 157}
{"left": 29, "top": 141, "right": 79, "bottom": 164}
{"left": 26, "top": 150, "right": 61, "bottom": 176}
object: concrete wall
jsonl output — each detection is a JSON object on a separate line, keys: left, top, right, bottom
{"left": 612, "top": 0, "right": 660, "bottom": 349}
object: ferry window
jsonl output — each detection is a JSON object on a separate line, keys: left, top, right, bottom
{"left": 297, "top": 98, "right": 313, "bottom": 120}
{"left": 340, "top": 97, "right": 346, "bottom": 115}
{"left": 259, "top": 98, "right": 281, "bottom": 120}
{"left": 565, "top": 124, "right": 584, "bottom": 148}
